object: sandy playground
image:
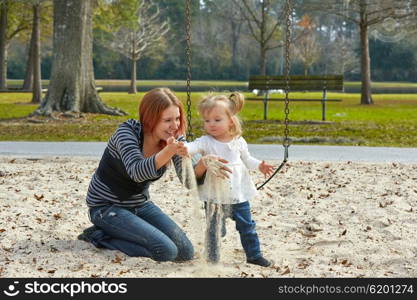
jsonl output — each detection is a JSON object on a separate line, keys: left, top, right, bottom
{"left": 0, "top": 156, "right": 416, "bottom": 278}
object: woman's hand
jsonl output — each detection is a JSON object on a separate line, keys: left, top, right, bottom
{"left": 166, "top": 137, "right": 188, "bottom": 157}
{"left": 259, "top": 160, "right": 275, "bottom": 177}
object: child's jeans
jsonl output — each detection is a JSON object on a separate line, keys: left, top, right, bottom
{"left": 205, "top": 201, "right": 262, "bottom": 262}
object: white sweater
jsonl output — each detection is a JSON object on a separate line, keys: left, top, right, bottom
{"left": 186, "top": 135, "right": 261, "bottom": 204}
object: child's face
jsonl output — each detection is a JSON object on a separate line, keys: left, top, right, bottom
{"left": 203, "top": 104, "right": 233, "bottom": 141}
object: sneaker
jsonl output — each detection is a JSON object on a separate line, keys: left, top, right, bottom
{"left": 247, "top": 256, "right": 273, "bottom": 267}
{"left": 77, "top": 226, "right": 102, "bottom": 247}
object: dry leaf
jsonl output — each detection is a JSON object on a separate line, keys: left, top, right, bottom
{"left": 34, "top": 194, "right": 44, "bottom": 201}
{"left": 281, "top": 267, "right": 290, "bottom": 275}
{"left": 300, "top": 231, "right": 316, "bottom": 238}
{"left": 112, "top": 255, "right": 122, "bottom": 264}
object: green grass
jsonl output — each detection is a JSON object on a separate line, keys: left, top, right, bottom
{"left": 1, "top": 91, "right": 417, "bottom": 147}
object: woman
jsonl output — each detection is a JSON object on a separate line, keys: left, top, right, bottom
{"left": 78, "top": 88, "right": 225, "bottom": 262}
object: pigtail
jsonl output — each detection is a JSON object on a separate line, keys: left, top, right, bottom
{"left": 229, "top": 92, "right": 245, "bottom": 114}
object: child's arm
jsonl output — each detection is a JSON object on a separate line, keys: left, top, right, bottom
{"left": 239, "top": 137, "right": 262, "bottom": 170}
{"left": 239, "top": 137, "right": 274, "bottom": 176}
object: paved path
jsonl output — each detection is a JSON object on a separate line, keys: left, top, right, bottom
{"left": 1, "top": 141, "right": 416, "bottom": 163}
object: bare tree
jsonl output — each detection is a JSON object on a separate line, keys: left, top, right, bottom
{"left": 327, "top": 34, "right": 359, "bottom": 76}
{"left": 104, "top": 0, "right": 169, "bottom": 94}
{"left": 203, "top": 0, "right": 246, "bottom": 76}
{"left": 0, "top": 0, "right": 31, "bottom": 90}
{"left": 30, "top": 1, "right": 42, "bottom": 103}
{"left": 32, "top": 0, "right": 125, "bottom": 116}
{"left": 232, "top": 0, "right": 286, "bottom": 75}
{"left": 293, "top": 15, "right": 321, "bottom": 75}
{"left": 23, "top": 0, "right": 52, "bottom": 94}
{"left": 306, "top": 0, "right": 417, "bottom": 104}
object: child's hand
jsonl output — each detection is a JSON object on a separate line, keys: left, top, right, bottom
{"left": 202, "top": 155, "right": 232, "bottom": 179}
{"left": 259, "top": 160, "right": 274, "bottom": 177}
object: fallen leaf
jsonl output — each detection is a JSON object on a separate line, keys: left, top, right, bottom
{"left": 112, "top": 255, "right": 123, "bottom": 264}
{"left": 281, "top": 267, "right": 290, "bottom": 275}
{"left": 300, "top": 231, "right": 316, "bottom": 238}
{"left": 34, "top": 194, "right": 44, "bottom": 201}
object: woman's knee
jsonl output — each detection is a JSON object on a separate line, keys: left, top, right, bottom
{"left": 170, "top": 228, "right": 194, "bottom": 261}
{"left": 176, "top": 240, "right": 194, "bottom": 261}
{"left": 151, "top": 240, "right": 178, "bottom": 262}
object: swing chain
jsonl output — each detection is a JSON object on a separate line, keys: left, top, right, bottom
{"left": 185, "top": 0, "right": 193, "bottom": 142}
{"left": 283, "top": 0, "right": 292, "bottom": 160}
{"left": 256, "top": 0, "right": 292, "bottom": 191}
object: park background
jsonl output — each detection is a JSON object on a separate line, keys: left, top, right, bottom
{"left": 0, "top": 0, "right": 416, "bottom": 148}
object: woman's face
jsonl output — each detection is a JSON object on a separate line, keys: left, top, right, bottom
{"left": 153, "top": 105, "right": 181, "bottom": 141}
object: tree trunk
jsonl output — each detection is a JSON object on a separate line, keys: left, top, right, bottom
{"left": 23, "top": 40, "right": 34, "bottom": 90}
{"left": 230, "top": 20, "right": 241, "bottom": 77}
{"left": 129, "top": 58, "right": 137, "bottom": 94}
{"left": 33, "top": 0, "right": 125, "bottom": 116}
{"left": 260, "top": 46, "right": 267, "bottom": 76}
{"left": 359, "top": 11, "right": 373, "bottom": 104}
{"left": 31, "top": 4, "right": 42, "bottom": 104}
{"left": 0, "top": 1, "right": 8, "bottom": 90}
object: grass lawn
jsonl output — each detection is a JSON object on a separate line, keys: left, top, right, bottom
{"left": 0, "top": 91, "right": 416, "bottom": 147}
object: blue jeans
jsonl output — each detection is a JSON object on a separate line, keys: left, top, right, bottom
{"left": 87, "top": 201, "right": 194, "bottom": 262}
{"left": 206, "top": 201, "right": 261, "bottom": 262}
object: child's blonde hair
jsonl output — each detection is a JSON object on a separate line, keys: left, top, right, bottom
{"left": 198, "top": 92, "right": 245, "bottom": 138}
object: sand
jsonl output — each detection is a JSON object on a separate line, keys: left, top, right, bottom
{"left": 0, "top": 156, "right": 416, "bottom": 278}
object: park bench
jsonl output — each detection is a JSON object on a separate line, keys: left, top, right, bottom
{"left": 247, "top": 75, "right": 344, "bottom": 121}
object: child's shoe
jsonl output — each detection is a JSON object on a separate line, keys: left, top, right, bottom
{"left": 221, "top": 218, "right": 227, "bottom": 237}
{"left": 247, "top": 256, "right": 273, "bottom": 267}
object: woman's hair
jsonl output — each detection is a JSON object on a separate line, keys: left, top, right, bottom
{"left": 198, "top": 92, "right": 244, "bottom": 138}
{"left": 139, "top": 88, "right": 186, "bottom": 137}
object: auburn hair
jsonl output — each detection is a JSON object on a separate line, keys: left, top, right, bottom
{"left": 139, "top": 88, "right": 187, "bottom": 138}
